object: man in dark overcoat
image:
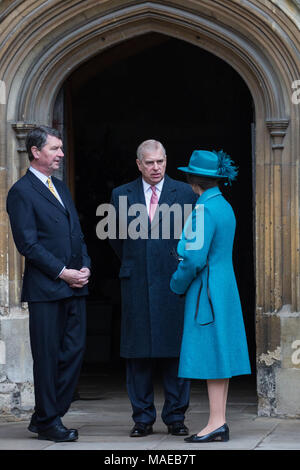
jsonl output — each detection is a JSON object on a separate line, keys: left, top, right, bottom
{"left": 109, "top": 139, "right": 197, "bottom": 437}
{"left": 6, "top": 126, "right": 91, "bottom": 442}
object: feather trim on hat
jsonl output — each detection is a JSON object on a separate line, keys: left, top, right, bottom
{"left": 213, "top": 149, "right": 238, "bottom": 185}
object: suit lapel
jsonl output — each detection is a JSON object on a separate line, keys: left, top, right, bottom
{"left": 52, "top": 177, "right": 71, "bottom": 212}
{"left": 26, "top": 170, "right": 68, "bottom": 216}
{"left": 51, "top": 176, "right": 76, "bottom": 231}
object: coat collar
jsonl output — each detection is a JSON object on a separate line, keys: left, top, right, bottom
{"left": 197, "top": 186, "right": 222, "bottom": 204}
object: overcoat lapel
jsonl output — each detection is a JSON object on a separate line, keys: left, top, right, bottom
{"left": 126, "top": 177, "right": 149, "bottom": 237}
{"left": 125, "top": 176, "right": 178, "bottom": 236}
{"left": 150, "top": 175, "right": 177, "bottom": 233}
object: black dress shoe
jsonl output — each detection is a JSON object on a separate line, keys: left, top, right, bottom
{"left": 130, "top": 423, "right": 153, "bottom": 437}
{"left": 38, "top": 423, "right": 78, "bottom": 442}
{"left": 184, "top": 423, "right": 229, "bottom": 443}
{"left": 28, "top": 422, "right": 39, "bottom": 434}
{"left": 28, "top": 421, "right": 78, "bottom": 437}
{"left": 167, "top": 422, "right": 189, "bottom": 436}
{"left": 28, "top": 414, "right": 39, "bottom": 433}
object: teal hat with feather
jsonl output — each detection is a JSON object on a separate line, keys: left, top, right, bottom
{"left": 178, "top": 149, "right": 238, "bottom": 185}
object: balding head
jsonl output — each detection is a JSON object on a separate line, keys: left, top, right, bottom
{"left": 136, "top": 139, "right": 166, "bottom": 162}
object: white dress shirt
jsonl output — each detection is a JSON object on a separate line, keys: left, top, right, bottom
{"left": 29, "top": 166, "right": 64, "bottom": 207}
{"left": 142, "top": 178, "right": 164, "bottom": 215}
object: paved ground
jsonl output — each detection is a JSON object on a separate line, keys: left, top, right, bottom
{"left": 0, "top": 370, "right": 299, "bottom": 453}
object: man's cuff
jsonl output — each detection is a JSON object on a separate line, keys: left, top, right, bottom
{"left": 56, "top": 266, "right": 66, "bottom": 279}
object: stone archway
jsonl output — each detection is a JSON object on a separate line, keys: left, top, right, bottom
{"left": 0, "top": 0, "right": 299, "bottom": 417}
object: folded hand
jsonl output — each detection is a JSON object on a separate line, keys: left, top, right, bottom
{"left": 59, "top": 267, "right": 91, "bottom": 288}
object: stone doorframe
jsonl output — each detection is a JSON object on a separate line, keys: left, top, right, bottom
{"left": 0, "top": 1, "right": 299, "bottom": 417}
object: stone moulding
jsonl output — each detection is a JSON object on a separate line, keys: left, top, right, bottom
{"left": 266, "top": 120, "right": 290, "bottom": 149}
{"left": 11, "top": 123, "right": 36, "bottom": 153}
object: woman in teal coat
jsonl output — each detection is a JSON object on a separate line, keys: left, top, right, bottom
{"left": 170, "top": 150, "right": 251, "bottom": 443}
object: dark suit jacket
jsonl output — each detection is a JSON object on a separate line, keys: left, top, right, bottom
{"left": 109, "top": 175, "right": 197, "bottom": 358}
{"left": 6, "top": 169, "right": 91, "bottom": 302}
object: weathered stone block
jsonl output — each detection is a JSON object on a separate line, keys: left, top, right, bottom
{"left": 0, "top": 340, "right": 5, "bottom": 364}
{"left": 276, "top": 368, "right": 300, "bottom": 417}
{"left": 280, "top": 315, "right": 300, "bottom": 369}
{"left": 0, "top": 381, "right": 20, "bottom": 414}
{"left": 256, "top": 313, "right": 281, "bottom": 358}
{"left": 0, "top": 393, "right": 13, "bottom": 413}
{"left": 257, "top": 364, "right": 278, "bottom": 416}
{"left": 0, "top": 382, "right": 17, "bottom": 394}
{"left": 19, "top": 381, "right": 34, "bottom": 409}
{"left": 0, "top": 316, "right": 33, "bottom": 383}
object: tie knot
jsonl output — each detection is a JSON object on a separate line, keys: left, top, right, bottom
{"left": 151, "top": 185, "right": 156, "bottom": 193}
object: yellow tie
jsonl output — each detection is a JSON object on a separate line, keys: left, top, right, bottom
{"left": 47, "top": 177, "right": 59, "bottom": 200}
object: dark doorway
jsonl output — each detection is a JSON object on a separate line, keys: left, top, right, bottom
{"left": 62, "top": 33, "right": 256, "bottom": 382}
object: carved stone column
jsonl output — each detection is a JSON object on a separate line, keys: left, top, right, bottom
{"left": 266, "top": 119, "right": 289, "bottom": 312}
{"left": 256, "top": 119, "right": 296, "bottom": 417}
{"left": 11, "top": 122, "right": 36, "bottom": 179}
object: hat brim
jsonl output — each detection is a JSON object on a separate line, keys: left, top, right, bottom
{"left": 177, "top": 167, "right": 228, "bottom": 178}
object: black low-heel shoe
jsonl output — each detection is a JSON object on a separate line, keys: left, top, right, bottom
{"left": 184, "top": 423, "right": 229, "bottom": 443}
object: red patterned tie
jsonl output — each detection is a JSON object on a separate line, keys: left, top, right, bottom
{"left": 149, "top": 185, "right": 158, "bottom": 222}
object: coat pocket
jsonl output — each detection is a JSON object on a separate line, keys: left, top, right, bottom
{"left": 194, "top": 265, "right": 214, "bottom": 326}
{"left": 118, "top": 266, "right": 131, "bottom": 279}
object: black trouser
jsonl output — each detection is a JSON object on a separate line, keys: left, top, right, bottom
{"left": 126, "top": 358, "right": 190, "bottom": 425}
{"left": 28, "top": 296, "right": 86, "bottom": 431}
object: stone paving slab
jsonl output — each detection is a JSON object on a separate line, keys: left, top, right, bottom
{"left": 0, "top": 408, "right": 298, "bottom": 451}
{"left": 0, "top": 375, "right": 299, "bottom": 451}
{"left": 255, "top": 420, "right": 300, "bottom": 450}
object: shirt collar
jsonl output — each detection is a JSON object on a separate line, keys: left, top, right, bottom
{"left": 29, "top": 166, "right": 52, "bottom": 185}
{"left": 142, "top": 177, "right": 164, "bottom": 193}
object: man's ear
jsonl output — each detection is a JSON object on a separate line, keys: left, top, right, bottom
{"left": 31, "top": 146, "right": 40, "bottom": 160}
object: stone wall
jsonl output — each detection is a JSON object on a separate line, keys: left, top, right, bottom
{"left": 257, "top": 306, "right": 300, "bottom": 417}
{"left": 0, "top": 313, "right": 33, "bottom": 419}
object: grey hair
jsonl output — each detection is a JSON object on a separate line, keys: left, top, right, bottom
{"left": 136, "top": 139, "right": 166, "bottom": 161}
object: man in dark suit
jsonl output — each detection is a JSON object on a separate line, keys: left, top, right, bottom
{"left": 6, "top": 126, "right": 91, "bottom": 442}
{"left": 109, "top": 140, "right": 197, "bottom": 437}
